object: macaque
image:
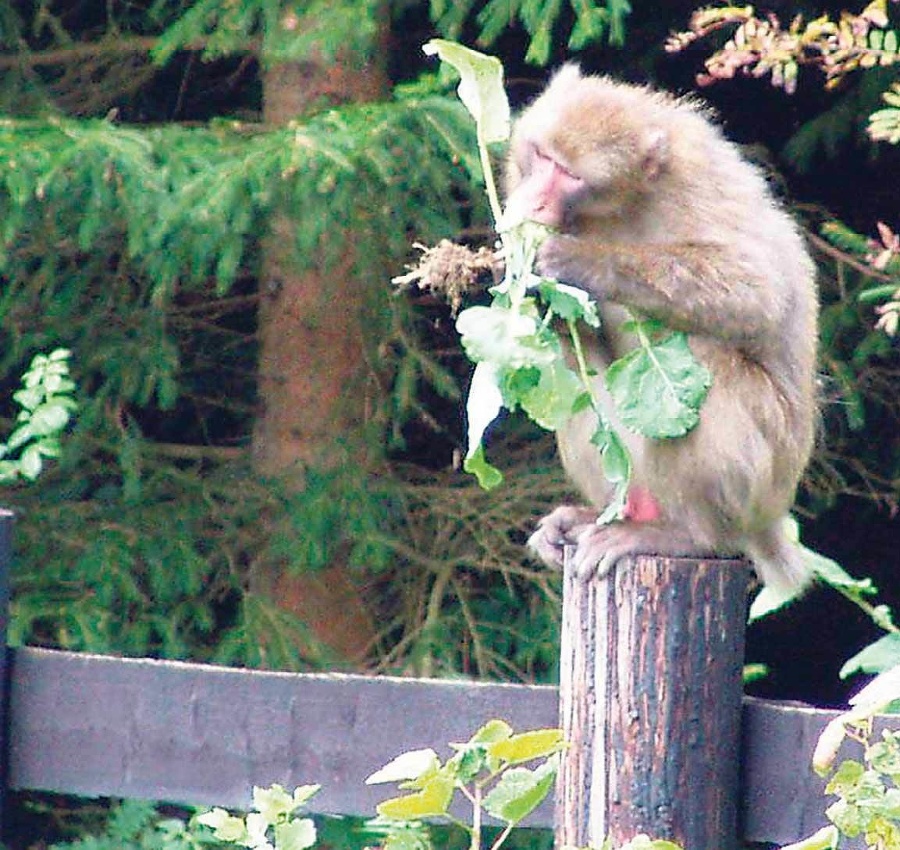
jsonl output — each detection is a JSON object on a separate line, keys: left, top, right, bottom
{"left": 506, "top": 66, "right": 819, "bottom": 594}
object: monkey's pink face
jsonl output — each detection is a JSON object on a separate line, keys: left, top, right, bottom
{"left": 503, "top": 142, "right": 587, "bottom": 229}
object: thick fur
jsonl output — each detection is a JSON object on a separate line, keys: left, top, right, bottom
{"left": 508, "top": 67, "right": 818, "bottom": 593}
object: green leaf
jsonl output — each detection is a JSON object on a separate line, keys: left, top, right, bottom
{"left": 825, "top": 760, "right": 866, "bottom": 796}
{"left": 840, "top": 635, "right": 900, "bottom": 679}
{"left": 463, "top": 443, "right": 504, "bottom": 490}
{"left": 619, "top": 838, "right": 685, "bottom": 850}
{"left": 12, "top": 386, "right": 43, "bottom": 412}
{"left": 245, "top": 812, "right": 271, "bottom": 847}
{"left": 749, "top": 584, "right": 803, "bottom": 622}
{"left": 606, "top": 332, "right": 711, "bottom": 439}
{"left": 482, "top": 757, "right": 557, "bottom": 824}
{"left": 291, "top": 785, "right": 321, "bottom": 807}
{"left": 809, "top": 548, "right": 876, "bottom": 593}
{"left": 376, "top": 773, "right": 455, "bottom": 820}
{"left": 488, "top": 728, "right": 565, "bottom": 765}
{"left": 27, "top": 401, "right": 71, "bottom": 437}
{"left": 380, "top": 823, "right": 432, "bottom": 850}
{"left": 366, "top": 749, "right": 441, "bottom": 786}
{"left": 868, "top": 734, "right": 900, "bottom": 779}
{"left": 456, "top": 304, "right": 555, "bottom": 369}
{"left": 519, "top": 360, "right": 582, "bottom": 431}
{"left": 591, "top": 426, "right": 630, "bottom": 485}
{"left": 18, "top": 444, "right": 43, "bottom": 481}
{"left": 462, "top": 361, "right": 504, "bottom": 483}
{"left": 422, "top": 40, "right": 510, "bottom": 144}
{"left": 196, "top": 808, "right": 249, "bottom": 843}
{"left": 468, "top": 718, "right": 513, "bottom": 744}
{"left": 452, "top": 745, "right": 491, "bottom": 784}
{"left": 254, "top": 783, "right": 301, "bottom": 823}
{"left": 538, "top": 280, "right": 600, "bottom": 327}
{"left": 274, "top": 817, "right": 317, "bottom": 850}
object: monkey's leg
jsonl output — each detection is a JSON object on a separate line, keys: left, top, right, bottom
{"left": 570, "top": 522, "right": 717, "bottom": 580}
{"left": 527, "top": 505, "right": 600, "bottom": 569}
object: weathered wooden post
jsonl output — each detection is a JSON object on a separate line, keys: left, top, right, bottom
{"left": 556, "top": 553, "right": 752, "bottom": 850}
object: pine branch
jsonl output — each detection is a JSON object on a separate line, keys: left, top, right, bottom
{"left": 0, "top": 96, "right": 480, "bottom": 293}
{"left": 0, "top": 36, "right": 160, "bottom": 68}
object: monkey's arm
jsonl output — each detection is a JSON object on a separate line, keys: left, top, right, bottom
{"left": 541, "top": 237, "right": 784, "bottom": 345}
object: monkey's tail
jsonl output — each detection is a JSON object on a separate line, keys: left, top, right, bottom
{"left": 744, "top": 519, "right": 814, "bottom": 598}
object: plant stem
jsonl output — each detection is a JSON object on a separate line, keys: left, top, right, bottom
{"left": 566, "top": 319, "right": 598, "bottom": 405}
{"left": 833, "top": 583, "right": 900, "bottom": 634}
{"left": 477, "top": 130, "right": 503, "bottom": 227}
{"left": 489, "top": 822, "right": 514, "bottom": 850}
{"left": 470, "top": 784, "right": 482, "bottom": 850}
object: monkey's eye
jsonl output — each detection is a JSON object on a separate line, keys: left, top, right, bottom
{"left": 532, "top": 146, "right": 581, "bottom": 183}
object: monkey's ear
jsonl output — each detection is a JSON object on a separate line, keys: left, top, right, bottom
{"left": 549, "top": 63, "right": 582, "bottom": 90}
{"left": 641, "top": 127, "right": 670, "bottom": 180}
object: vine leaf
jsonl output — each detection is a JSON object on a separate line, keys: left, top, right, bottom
{"left": 606, "top": 333, "right": 711, "bottom": 439}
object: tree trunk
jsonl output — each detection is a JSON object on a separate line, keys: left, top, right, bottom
{"left": 251, "top": 42, "right": 388, "bottom": 665}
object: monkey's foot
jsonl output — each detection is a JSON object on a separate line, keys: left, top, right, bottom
{"left": 570, "top": 522, "right": 708, "bottom": 581}
{"left": 527, "top": 505, "right": 600, "bottom": 569}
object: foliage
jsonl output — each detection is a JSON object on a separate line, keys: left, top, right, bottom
{"left": 150, "top": 0, "right": 381, "bottom": 67}
{"left": 146, "top": 0, "right": 632, "bottom": 69}
{"left": 0, "top": 2, "right": 495, "bottom": 665}
{"left": 870, "top": 83, "right": 900, "bottom": 143}
{"left": 782, "top": 666, "right": 900, "bottom": 850}
{"left": 425, "top": 0, "right": 632, "bottom": 66}
{"left": 47, "top": 798, "right": 215, "bottom": 850}
{"left": 366, "top": 719, "right": 563, "bottom": 850}
{"left": 0, "top": 348, "right": 76, "bottom": 483}
{"left": 197, "top": 784, "right": 319, "bottom": 850}
{"left": 666, "top": 0, "right": 899, "bottom": 94}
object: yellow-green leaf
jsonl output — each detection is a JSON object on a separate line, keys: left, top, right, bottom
{"left": 422, "top": 40, "right": 510, "bottom": 144}
{"left": 488, "top": 729, "right": 565, "bottom": 765}
{"left": 376, "top": 773, "right": 455, "bottom": 820}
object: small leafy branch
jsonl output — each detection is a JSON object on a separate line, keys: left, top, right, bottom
{"left": 666, "top": 0, "right": 899, "bottom": 94}
{"left": 419, "top": 41, "right": 710, "bottom": 517}
{"left": 365, "top": 718, "right": 564, "bottom": 850}
{"left": 160, "top": 723, "right": 682, "bottom": 850}
{"left": 197, "top": 783, "right": 320, "bottom": 850}
{"left": 0, "top": 349, "right": 77, "bottom": 484}
{"left": 782, "top": 666, "right": 900, "bottom": 850}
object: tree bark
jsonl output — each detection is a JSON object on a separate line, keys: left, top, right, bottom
{"left": 251, "top": 38, "right": 388, "bottom": 665}
{"left": 555, "top": 553, "right": 752, "bottom": 850}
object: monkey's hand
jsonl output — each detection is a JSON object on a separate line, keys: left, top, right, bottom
{"left": 527, "top": 505, "right": 601, "bottom": 569}
{"left": 536, "top": 234, "right": 602, "bottom": 293}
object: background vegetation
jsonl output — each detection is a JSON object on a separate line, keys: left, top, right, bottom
{"left": 0, "top": 0, "right": 896, "bottom": 706}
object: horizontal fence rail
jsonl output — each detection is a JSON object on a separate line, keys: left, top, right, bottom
{"left": 7, "top": 646, "right": 847, "bottom": 845}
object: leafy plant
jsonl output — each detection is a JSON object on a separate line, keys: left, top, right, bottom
{"left": 48, "top": 798, "right": 214, "bottom": 850}
{"left": 781, "top": 666, "right": 900, "bottom": 850}
{"left": 197, "top": 784, "right": 320, "bottom": 850}
{"left": 0, "top": 348, "right": 76, "bottom": 484}
{"left": 423, "top": 41, "right": 711, "bottom": 521}
{"left": 666, "top": 0, "right": 900, "bottom": 94}
{"left": 365, "top": 718, "right": 564, "bottom": 850}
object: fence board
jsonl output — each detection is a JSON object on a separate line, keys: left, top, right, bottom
{"left": 8, "top": 647, "right": 558, "bottom": 819}
{"left": 7, "top": 647, "right": 850, "bottom": 843}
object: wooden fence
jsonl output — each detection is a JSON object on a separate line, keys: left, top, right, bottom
{"left": 0, "top": 513, "right": 859, "bottom": 846}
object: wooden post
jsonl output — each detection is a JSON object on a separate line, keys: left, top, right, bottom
{"left": 556, "top": 553, "right": 751, "bottom": 850}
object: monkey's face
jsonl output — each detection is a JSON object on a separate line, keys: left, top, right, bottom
{"left": 505, "top": 74, "right": 671, "bottom": 233}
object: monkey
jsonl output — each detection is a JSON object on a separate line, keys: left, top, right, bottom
{"left": 504, "top": 65, "right": 819, "bottom": 594}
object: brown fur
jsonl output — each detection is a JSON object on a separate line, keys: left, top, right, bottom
{"left": 508, "top": 66, "right": 819, "bottom": 592}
